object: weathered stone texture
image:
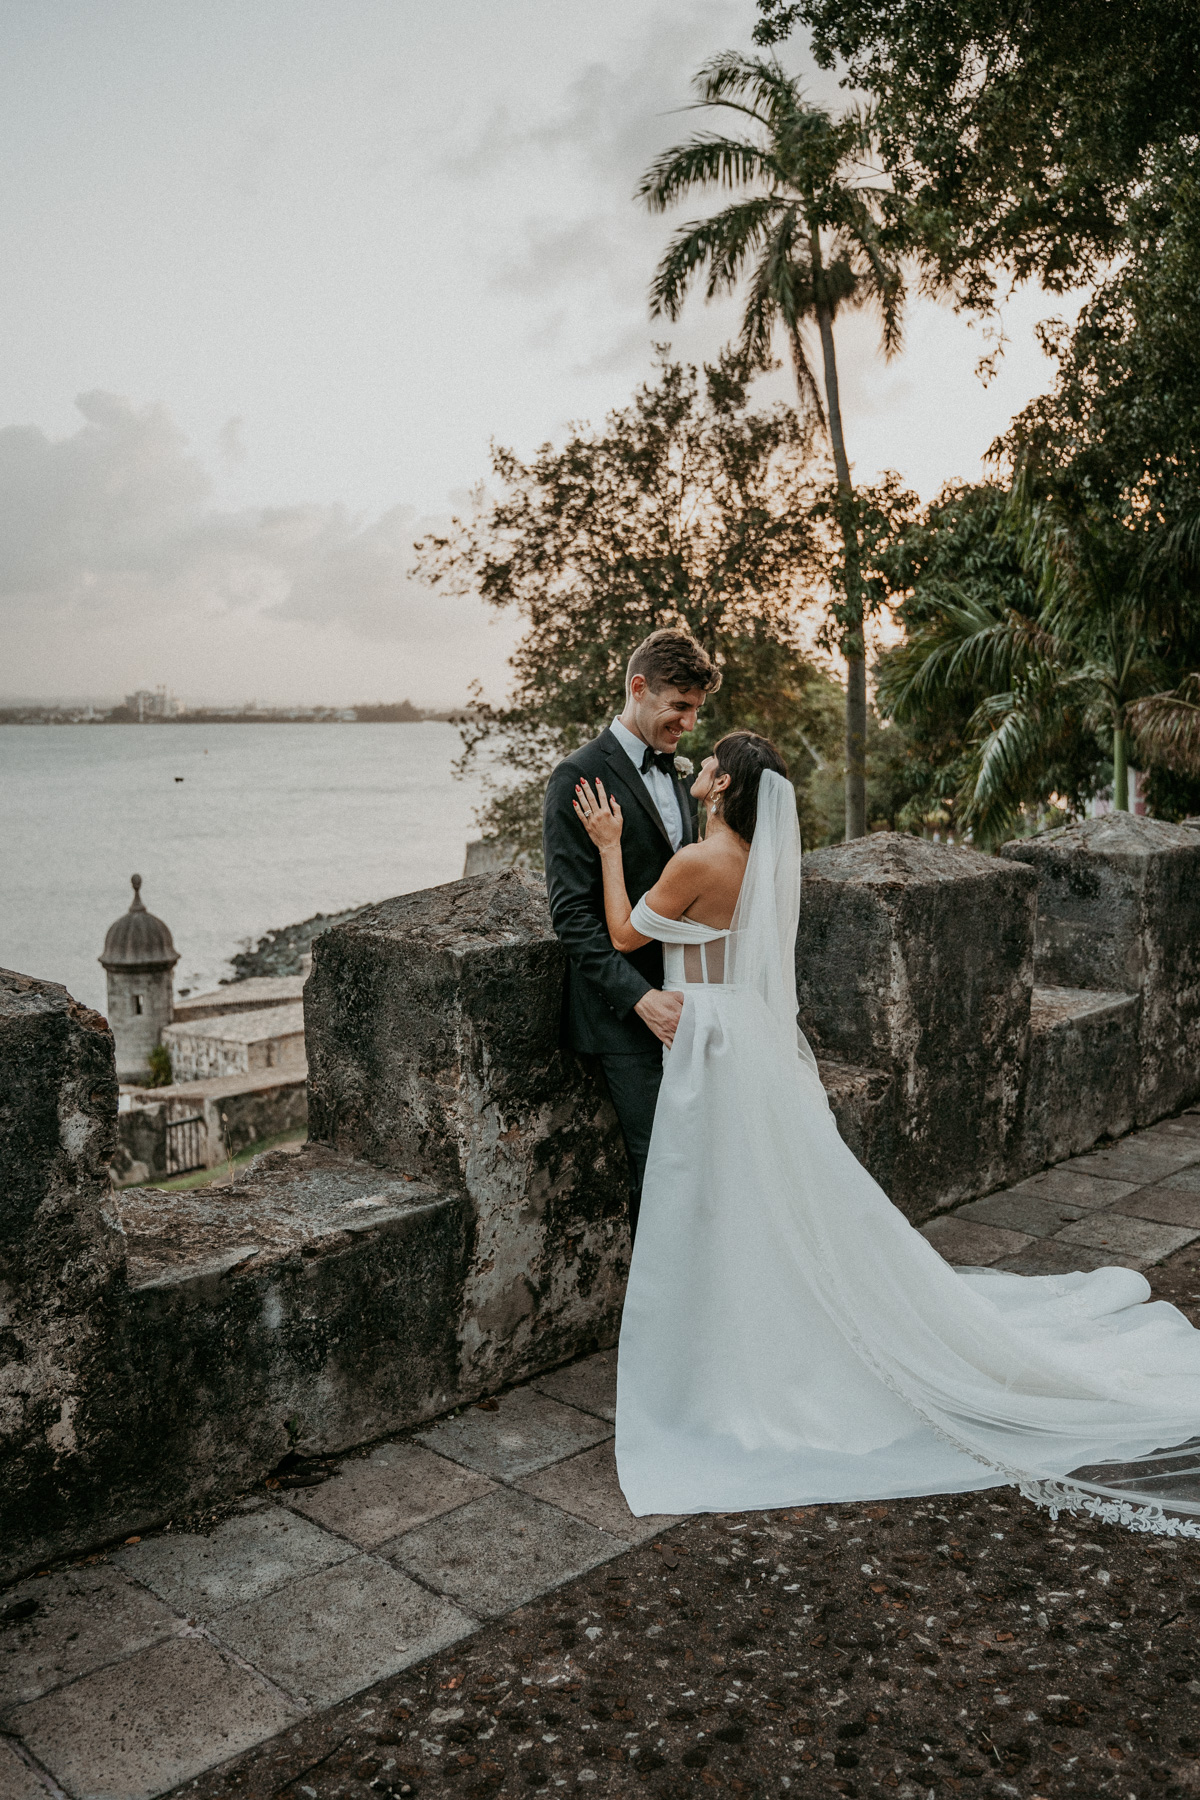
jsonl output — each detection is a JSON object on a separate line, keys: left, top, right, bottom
{"left": 94, "top": 1152, "right": 470, "bottom": 1547}
{"left": 2, "top": 1129, "right": 472, "bottom": 1579}
{"left": 796, "top": 833, "right": 1038, "bottom": 1218}
{"left": 816, "top": 1059, "right": 894, "bottom": 1177}
{"left": 306, "top": 870, "right": 630, "bottom": 1390}
{"left": 1020, "top": 986, "right": 1139, "bottom": 1174}
{"left": 1000, "top": 815, "right": 1200, "bottom": 1123}
{"left": 162, "top": 1001, "right": 306, "bottom": 1082}
{"left": 0, "top": 969, "right": 125, "bottom": 1576}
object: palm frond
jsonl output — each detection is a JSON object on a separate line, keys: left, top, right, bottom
{"left": 692, "top": 51, "right": 806, "bottom": 127}
{"left": 784, "top": 325, "right": 824, "bottom": 427}
{"left": 1141, "top": 508, "right": 1200, "bottom": 580}
{"left": 638, "top": 135, "right": 783, "bottom": 214}
{"left": 883, "top": 584, "right": 1065, "bottom": 714}
{"left": 1129, "top": 675, "right": 1200, "bottom": 776}
{"left": 833, "top": 204, "right": 904, "bottom": 358}
{"left": 961, "top": 668, "right": 1080, "bottom": 841}
{"left": 640, "top": 49, "right": 906, "bottom": 483}
{"left": 648, "top": 197, "right": 782, "bottom": 320}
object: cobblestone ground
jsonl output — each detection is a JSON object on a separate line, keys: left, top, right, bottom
{"left": 176, "top": 1422, "right": 1200, "bottom": 1800}
{"left": 4, "top": 1120, "right": 1200, "bottom": 1800}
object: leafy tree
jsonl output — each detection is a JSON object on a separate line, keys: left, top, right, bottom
{"left": 416, "top": 354, "right": 843, "bottom": 860}
{"left": 638, "top": 52, "right": 904, "bottom": 840}
{"left": 1005, "top": 151, "right": 1200, "bottom": 518}
{"left": 753, "top": 0, "right": 1200, "bottom": 314}
{"left": 874, "top": 478, "right": 1115, "bottom": 842}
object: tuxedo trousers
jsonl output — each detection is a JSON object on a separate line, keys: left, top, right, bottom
{"left": 592, "top": 1049, "right": 662, "bottom": 1245}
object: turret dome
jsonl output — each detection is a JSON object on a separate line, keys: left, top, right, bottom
{"left": 100, "top": 875, "right": 179, "bottom": 971}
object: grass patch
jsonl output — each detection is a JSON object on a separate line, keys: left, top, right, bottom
{"left": 139, "top": 1127, "right": 308, "bottom": 1192}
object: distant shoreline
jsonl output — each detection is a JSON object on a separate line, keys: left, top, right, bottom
{"left": 0, "top": 709, "right": 473, "bottom": 726}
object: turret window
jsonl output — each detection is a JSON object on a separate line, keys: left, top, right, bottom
{"left": 133, "top": 995, "right": 144, "bottom": 1015}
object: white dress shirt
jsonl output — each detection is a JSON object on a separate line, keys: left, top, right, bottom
{"left": 610, "top": 715, "right": 684, "bottom": 851}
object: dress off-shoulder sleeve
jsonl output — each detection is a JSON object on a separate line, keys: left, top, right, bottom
{"left": 629, "top": 897, "right": 729, "bottom": 945}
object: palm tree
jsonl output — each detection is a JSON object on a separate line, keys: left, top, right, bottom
{"left": 639, "top": 51, "right": 904, "bottom": 840}
{"left": 882, "top": 491, "right": 1162, "bottom": 842}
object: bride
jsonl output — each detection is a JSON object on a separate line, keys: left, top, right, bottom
{"left": 573, "top": 730, "right": 1200, "bottom": 1533}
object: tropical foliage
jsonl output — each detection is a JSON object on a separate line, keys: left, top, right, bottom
{"left": 435, "top": 8, "right": 1200, "bottom": 842}
{"left": 876, "top": 479, "right": 1200, "bottom": 840}
{"left": 737, "top": 0, "right": 1200, "bottom": 832}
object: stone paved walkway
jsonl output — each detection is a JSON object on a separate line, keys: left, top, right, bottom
{"left": 3, "top": 1111, "right": 1200, "bottom": 1800}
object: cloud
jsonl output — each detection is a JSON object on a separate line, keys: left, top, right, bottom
{"left": 451, "top": 2, "right": 754, "bottom": 186}
{"left": 447, "top": 2, "right": 819, "bottom": 386}
{"left": 217, "top": 416, "right": 246, "bottom": 463}
{"left": 0, "top": 393, "right": 515, "bottom": 705}
{"left": 494, "top": 217, "right": 626, "bottom": 299}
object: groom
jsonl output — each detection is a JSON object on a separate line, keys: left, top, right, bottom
{"left": 543, "top": 628, "right": 721, "bottom": 1241}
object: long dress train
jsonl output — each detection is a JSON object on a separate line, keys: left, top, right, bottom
{"left": 614, "top": 772, "right": 1200, "bottom": 1534}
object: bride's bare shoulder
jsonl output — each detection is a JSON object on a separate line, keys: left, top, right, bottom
{"left": 667, "top": 841, "right": 708, "bottom": 872}
{"left": 646, "top": 842, "right": 709, "bottom": 916}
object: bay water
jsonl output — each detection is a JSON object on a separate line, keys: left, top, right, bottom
{"left": 1, "top": 723, "right": 491, "bottom": 1014}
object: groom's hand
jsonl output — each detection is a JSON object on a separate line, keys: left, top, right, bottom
{"left": 635, "top": 989, "right": 684, "bottom": 1047}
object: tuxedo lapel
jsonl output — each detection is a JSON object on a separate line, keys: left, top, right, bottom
{"left": 675, "top": 776, "right": 695, "bottom": 845}
{"left": 599, "top": 730, "right": 673, "bottom": 850}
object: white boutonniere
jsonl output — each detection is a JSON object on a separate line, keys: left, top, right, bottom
{"left": 674, "top": 754, "right": 694, "bottom": 777}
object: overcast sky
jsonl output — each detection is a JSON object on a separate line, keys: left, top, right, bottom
{"left": 0, "top": 0, "right": 1079, "bottom": 708}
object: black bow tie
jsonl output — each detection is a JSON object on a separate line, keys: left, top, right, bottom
{"left": 641, "top": 747, "right": 677, "bottom": 777}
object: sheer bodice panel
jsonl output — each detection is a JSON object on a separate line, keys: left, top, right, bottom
{"left": 629, "top": 897, "right": 730, "bottom": 987}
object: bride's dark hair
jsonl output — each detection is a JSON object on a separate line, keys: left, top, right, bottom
{"left": 711, "top": 731, "right": 788, "bottom": 844}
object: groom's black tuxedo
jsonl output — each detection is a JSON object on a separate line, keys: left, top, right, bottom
{"left": 543, "top": 727, "right": 698, "bottom": 1053}
{"left": 543, "top": 727, "right": 698, "bottom": 1242}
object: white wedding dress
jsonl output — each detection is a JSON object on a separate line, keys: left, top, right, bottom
{"left": 615, "top": 771, "right": 1200, "bottom": 1533}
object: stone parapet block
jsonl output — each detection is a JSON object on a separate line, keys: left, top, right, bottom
{"left": 817, "top": 1059, "right": 895, "bottom": 1186}
{"left": 1, "top": 1141, "right": 466, "bottom": 1581}
{"left": 1000, "top": 815, "right": 1200, "bottom": 1123}
{"left": 1018, "top": 986, "right": 1139, "bottom": 1177}
{"left": 305, "top": 870, "right": 630, "bottom": 1393}
{"left": 797, "top": 834, "right": 1037, "bottom": 1218}
{"left": 0, "top": 968, "right": 118, "bottom": 1256}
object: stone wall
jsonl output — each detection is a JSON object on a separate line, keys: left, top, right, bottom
{"left": 0, "top": 873, "right": 628, "bottom": 1580}
{"left": 999, "top": 815, "right": 1200, "bottom": 1125}
{"left": 0, "top": 970, "right": 127, "bottom": 1575}
{"left": 161, "top": 1001, "right": 306, "bottom": 1081}
{"left": 112, "top": 1067, "right": 309, "bottom": 1185}
{"left": 4, "top": 818, "right": 1200, "bottom": 1579}
{"left": 795, "top": 834, "right": 1037, "bottom": 1219}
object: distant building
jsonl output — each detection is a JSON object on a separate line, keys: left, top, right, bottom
{"left": 99, "top": 883, "right": 311, "bottom": 1182}
{"left": 124, "top": 687, "right": 181, "bottom": 720}
{"left": 463, "top": 838, "right": 526, "bottom": 877}
{"left": 99, "top": 876, "right": 179, "bottom": 1081}
{"left": 161, "top": 1002, "right": 306, "bottom": 1081}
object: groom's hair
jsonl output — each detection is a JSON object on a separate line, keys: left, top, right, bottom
{"left": 625, "top": 628, "right": 721, "bottom": 698}
{"left": 714, "top": 731, "right": 789, "bottom": 845}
